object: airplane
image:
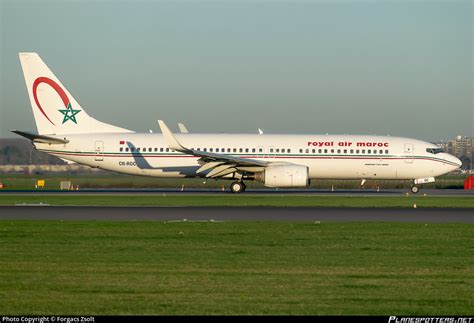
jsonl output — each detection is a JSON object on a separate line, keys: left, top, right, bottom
{"left": 12, "top": 53, "right": 462, "bottom": 193}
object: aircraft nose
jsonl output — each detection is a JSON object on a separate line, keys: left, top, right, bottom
{"left": 447, "top": 154, "right": 462, "bottom": 169}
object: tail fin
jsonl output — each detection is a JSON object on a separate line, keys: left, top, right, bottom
{"left": 19, "top": 52, "right": 133, "bottom": 135}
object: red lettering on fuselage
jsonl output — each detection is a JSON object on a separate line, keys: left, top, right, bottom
{"left": 307, "top": 141, "right": 334, "bottom": 147}
{"left": 307, "top": 141, "right": 389, "bottom": 147}
{"left": 356, "top": 142, "right": 389, "bottom": 147}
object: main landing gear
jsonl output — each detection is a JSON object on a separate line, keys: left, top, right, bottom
{"left": 410, "top": 185, "right": 420, "bottom": 194}
{"left": 230, "top": 181, "right": 246, "bottom": 194}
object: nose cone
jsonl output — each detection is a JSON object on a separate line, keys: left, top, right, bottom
{"left": 446, "top": 154, "right": 462, "bottom": 170}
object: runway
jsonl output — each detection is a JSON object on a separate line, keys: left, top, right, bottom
{"left": 1, "top": 188, "right": 473, "bottom": 197}
{"left": 0, "top": 206, "right": 472, "bottom": 223}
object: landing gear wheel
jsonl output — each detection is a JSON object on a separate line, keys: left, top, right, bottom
{"left": 230, "top": 181, "right": 245, "bottom": 194}
{"left": 411, "top": 186, "right": 419, "bottom": 194}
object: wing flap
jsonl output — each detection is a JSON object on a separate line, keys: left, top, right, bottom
{"left": 206, "top": 164, "right": 236, "bottom": 178}
{"left": 196, "top": 161, "right": 226, "bottom": 174}
{"left": 209, "top": 167, "right": 237, "bottom": 178}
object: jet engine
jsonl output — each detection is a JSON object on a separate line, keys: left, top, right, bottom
{"left": 254, "top": 165, "right": 310, "bottom": 188}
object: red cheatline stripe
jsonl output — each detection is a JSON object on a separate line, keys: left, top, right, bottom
{"left": 43, "top": 151, "right": 457, "bottom": 166}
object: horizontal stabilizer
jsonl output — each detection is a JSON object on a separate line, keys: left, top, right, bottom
{"left": 10, "top": 130, "right": 69, "bottom": 144}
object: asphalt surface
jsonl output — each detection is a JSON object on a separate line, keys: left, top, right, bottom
{"left": 1, "top": 188, "right": 473, "bottom": 197}
{"left": 0, "top": 206, "right": 472, "bottom": 223}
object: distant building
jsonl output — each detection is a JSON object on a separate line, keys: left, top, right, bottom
{"left": 451, "top": 136, "right": 472, "bottom": 157}
{"left": 436, "top": 135, "right": 473, "bottom": 170}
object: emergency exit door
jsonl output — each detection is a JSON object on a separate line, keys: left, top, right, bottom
{"left": 95, "top": 141, "right": 104, "bottom": 161}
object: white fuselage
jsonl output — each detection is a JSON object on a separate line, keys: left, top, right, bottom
{"left": 35, "top": 133, "right": 461, "bottom": 182}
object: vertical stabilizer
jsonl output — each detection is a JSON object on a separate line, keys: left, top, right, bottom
{"left": 19, "top": 52, "right": 133, "bottom": 135}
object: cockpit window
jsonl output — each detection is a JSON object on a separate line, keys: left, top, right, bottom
{"left": 426, "top": 147, "right": 444, "bottom": 154}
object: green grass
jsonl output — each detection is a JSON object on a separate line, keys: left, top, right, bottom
{"left": 0, "top": 173, "right": 467, "bottom": 190}
{"left": 0, "top": 195, "right": 473, "bottom": 207}
{"left": 0, "top": 221, "right": 472, "bottom": 315}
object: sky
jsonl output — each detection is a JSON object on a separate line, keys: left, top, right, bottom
{"left": 0, "top": 0, "right": 472, "bottom": 141}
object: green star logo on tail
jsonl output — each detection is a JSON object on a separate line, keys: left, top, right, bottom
{"left": 58, "top": 102, "right": 81, "bottom": 124}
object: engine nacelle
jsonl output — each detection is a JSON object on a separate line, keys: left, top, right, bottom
{"left": 255, "top": 165, "right": 310, "bottom": 188}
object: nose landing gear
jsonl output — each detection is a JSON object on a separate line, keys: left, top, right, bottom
{"left": 410, "top": 185, "right": 419, "bottom": 194}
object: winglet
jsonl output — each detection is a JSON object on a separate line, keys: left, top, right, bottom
{"left": 158, "top": 120, "right": 186, "bottom": 151}
{"left": 178, "top": 123, "right": 189, "bottom": 134}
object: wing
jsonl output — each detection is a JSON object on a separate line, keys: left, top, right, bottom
{"left": 158, "top": 120, "right": 272, "bottom": 178}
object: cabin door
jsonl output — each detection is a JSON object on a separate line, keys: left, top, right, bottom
{"left": 404, "top": 143, "right": 414, "bottom": 163}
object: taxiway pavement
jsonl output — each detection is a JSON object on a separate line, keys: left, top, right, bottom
{"left": 0, "top": 206, "right": 472, "bottom": 223}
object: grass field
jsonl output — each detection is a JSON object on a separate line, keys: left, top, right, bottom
{"left": 0, "top": 221, "right": 472, "bottom": 315}
{"left": 0, "top": 195, "right": 473, "bottom": 207}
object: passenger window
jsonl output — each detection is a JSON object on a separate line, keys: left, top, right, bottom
{"left": 233, "top": 148, "right": 237, "bottom": 153}
{"left": 227, "top": 148, "right": 231, "bottom": 153}
{"left": 216, "top": 148, "right": 219, "bottom": 152}
{"left": 119, "top": 147, "right": 123, "bottom": 152}
{"left": 259, "top": 148, "right": 263, "bottom": 153}
{"left": 350, "top": 149, "right": 353, "bottom": 154}
{"left": 379, "top": 150, "right": 383, "bottom": 154}
{"left": 203, "top": 148, "right": 207, "bottom": 152}
{"left": 166, "top": 148, "right": 169, "bottom": 152}
{"left": 148, "top": 148, "right": 152, "bottom": 152}
{"left": 252, "top": 148, "right": 256, "bottom": 153}
{"left": 239, "top": 148, "right": 243, "bottom": 153}
{"left": 368, "top": 150, "right": 371, "bottom": 154}
{"left": 373, "top": 150, "right": 377, "bottom": 154}
{"left": 270, "top": 148, "right": 274, "bottom": 153}
{"left": 344, "top": 149, "right": 347, "bottom": 154}
{"left": 323, "top": 149, "right": 327, "bottom": 154}
{"left": 210, "top": 148, "right": 213, "bottom": 152}
{"left": 299, "top": 149, "right": 303, "bottom": 153}
{"left": 305, "top": 149, "right": 309, "bottom": 153}
{"left": 385, "top": 150, "right": 389, "bottom": 154}
{"left": 312, "top": 149, "right": 315, "bottom": 153}
{"left": 318, "top": 149, "right": 322, "bottom": 154}
{"left": 154, "top": 148, "right": 158, "bottom": 152}
{"left": 337, "top": 149, "right": 341, "bottom": 154}
{"left": 362, "top": 150, "right": 365, "bottom": 154}
{"left": 245, "top": 148, "right": 249, "bottom": 153}
{"left": 331, "top": 149, "right": 334, "bottom": 153}
{"left": 276, "top": 149, "right": 280, "bottom": 153}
